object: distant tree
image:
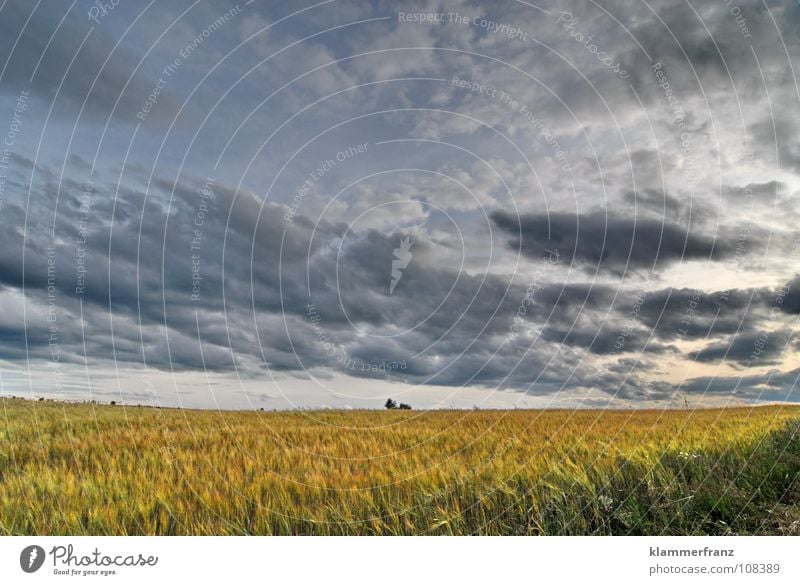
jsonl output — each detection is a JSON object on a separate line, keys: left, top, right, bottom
{"left": 110, "top": 400, "right": 116, "bottom": 406}
{"left": 398, "top": 403, "right": 411, "bottom": 410}
{"left": 385, "top": 398, "right": 397, "bottom": 409}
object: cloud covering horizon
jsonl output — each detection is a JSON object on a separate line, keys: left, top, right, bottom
{"left": 0, "top": 0, "right": 799, "bottom": 409}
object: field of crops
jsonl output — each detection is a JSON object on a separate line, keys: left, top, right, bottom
{"left": 1, "top": 398, "right": 799, "bottom": 535}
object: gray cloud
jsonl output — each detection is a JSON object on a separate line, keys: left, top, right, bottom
{"left": 0, "top": 1, "right": 179, "bottom": 122}
{"left": 491, "top": 210, "right": 730, "bottom": 275}
{"left": 688, "top": 329, "right": 797, "bottom": 367}
{"left": 1, "top": 0, "right": 799, "bottom": 407}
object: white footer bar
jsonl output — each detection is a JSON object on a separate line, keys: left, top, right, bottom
{"left": 2, "top": 536, "right": 798, "bottom": 584}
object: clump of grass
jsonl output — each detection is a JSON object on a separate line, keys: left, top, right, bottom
{"left": 0, "top": 398, "right": 798, "bottom": 535}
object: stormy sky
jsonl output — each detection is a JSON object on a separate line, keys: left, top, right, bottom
{"left": 0, "top": 0, "right": 799, "bottom": 409}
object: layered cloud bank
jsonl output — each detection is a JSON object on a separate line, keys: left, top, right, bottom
{"left": 0, "top": 0, "right": 798, "bottom": 408}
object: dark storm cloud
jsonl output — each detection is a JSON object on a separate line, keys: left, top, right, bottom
{"left": 0, "top": 158, "right": 620, "bottom": 390}
{"left": 775, "top": 274, "right": 800, "bottom": 315}
{"left": 635, "top": 276, "right": 800, "bottom": 345}
{"left": 2, "top": 0, "right": 799, "bottom": 406}
{"left": 636, "top": 286, "right": 759, "bottom": 340}
{"left": 623, "top": 189, "right": 684, "bottom": 218}
{"left": 618, "top": 0, "right": 781, "bottom": 94}
{"left": 539, "top": 323, "right": 677, "bottom": 356}
{"left": 721, "top": 181, "right": 784, "bottom": 201}
{"left": 688, "top": 329, "right": 796, "bottom": 368}
{"left": 0, "top": 0, "right": 177, "bottom": 120}
{"left": 2, "top": 154, "right": 795, "bottom": 396}
{"left": 680, "top": 367, "right": 800, "bottom": 398}
{"left": 491, "top": 210, "right": 729, "bottom": 274}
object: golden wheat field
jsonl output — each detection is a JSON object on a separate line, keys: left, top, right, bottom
{"left": 1, "top": 398, "right": 799, "bottom": 535}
